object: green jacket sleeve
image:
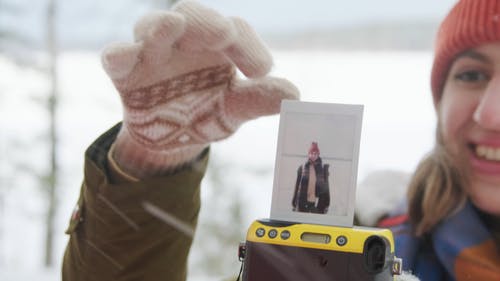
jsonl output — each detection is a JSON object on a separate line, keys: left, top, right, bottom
{"left": 62, "top": 123, "right": 209, "bottom": 281}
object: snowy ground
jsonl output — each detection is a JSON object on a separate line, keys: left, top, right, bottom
{"left": 0, "top": 49, "right": 435, "bottom": 280}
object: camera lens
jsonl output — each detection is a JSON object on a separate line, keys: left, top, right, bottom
{"left": 363, "top": 236, "right": 387, "bottom": 273}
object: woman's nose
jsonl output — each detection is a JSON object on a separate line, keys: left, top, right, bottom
{"left": 473, "top": 75, "right": 500, "bottom": 130}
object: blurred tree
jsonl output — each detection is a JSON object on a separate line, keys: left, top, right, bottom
{"left": 42, "top": 0, "right": 59, "bottom": 267}
{"left": 0, "top": 0, "right": 60, "bottom": 268}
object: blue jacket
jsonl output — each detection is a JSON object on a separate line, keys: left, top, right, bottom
{"left": 382, "top": 201, "right": 500, "bottom": 281}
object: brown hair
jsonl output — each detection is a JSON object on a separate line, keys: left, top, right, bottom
{"left": 407, "top": 126, "right": 468, "bottom": 236}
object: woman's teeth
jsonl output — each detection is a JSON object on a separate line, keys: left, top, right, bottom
{"left": 476, "top": 145, "right": 500, "bottom": 161}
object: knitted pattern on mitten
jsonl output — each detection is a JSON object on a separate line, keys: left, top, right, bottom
{"left": 101, "top": 0, "right": 299, "bottom": 178}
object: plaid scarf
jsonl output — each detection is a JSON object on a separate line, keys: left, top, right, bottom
{"left": 386, "top": 201, "right": 500, "bottom": 281}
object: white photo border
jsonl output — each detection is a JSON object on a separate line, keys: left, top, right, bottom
{"left": 270, "top": 100, "right": 364, "bottom": 227}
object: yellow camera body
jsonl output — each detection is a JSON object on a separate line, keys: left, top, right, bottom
{"left": 239, "top": 219, "right": 401, "bottom": 281}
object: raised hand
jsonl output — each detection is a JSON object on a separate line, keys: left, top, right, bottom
{"left": 101, "top": 0, "right": 299, "bottom": 178}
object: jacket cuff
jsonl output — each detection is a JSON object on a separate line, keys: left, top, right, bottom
{"left": 107, "top": 143, "right": 140, "bottom": 183}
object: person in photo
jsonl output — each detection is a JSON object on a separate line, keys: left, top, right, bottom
{"left": 291, "top": 142, "right": 331, "bottom": 214}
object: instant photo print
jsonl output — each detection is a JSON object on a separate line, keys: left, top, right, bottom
{"left": 270, "top": 100, "right": 363, "bottom": 227}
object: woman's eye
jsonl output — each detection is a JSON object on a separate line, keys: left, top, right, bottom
{"left": 453, "top": 70, "right": 489, "bottom": 82}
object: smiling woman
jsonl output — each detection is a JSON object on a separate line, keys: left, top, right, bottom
{"left": 379, "top": 0, "right": 500, "bottom": 280}
{"left": 440, "top": 43, "right": 500, "bottom": 217}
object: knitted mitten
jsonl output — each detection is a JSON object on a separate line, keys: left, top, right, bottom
{"left": 101, "top": 0, "right": 299, "bottom": 178}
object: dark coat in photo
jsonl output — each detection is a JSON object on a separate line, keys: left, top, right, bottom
{"left": 292, "top": 157, "right": 330, "bottom": 214}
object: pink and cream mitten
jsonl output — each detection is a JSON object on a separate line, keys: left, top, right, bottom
{"left": 101, "top": 0, "right": 299, "bottom": 178}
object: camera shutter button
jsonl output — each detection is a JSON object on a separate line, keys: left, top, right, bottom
{"left": 280, "top": 230, "right": 291, "bottom": 240}
{"left": 268, "top": 229, "right": 278, "bottom": 238}
{"left": 336, "top": 235, "right": 348, "bottom": 246}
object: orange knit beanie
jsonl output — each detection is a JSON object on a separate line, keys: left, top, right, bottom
{"left": 431, "top": 0, "right": 500, "bottom": 104}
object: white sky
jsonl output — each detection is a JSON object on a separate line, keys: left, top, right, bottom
{"left": 196, "top": 0, "right": 459, "bottom": 32}
{"left": 2, "top": 0, "right": 459, "bottom": 48}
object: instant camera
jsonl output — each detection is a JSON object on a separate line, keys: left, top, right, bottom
{"left": 237, "top": 219, "right": 402, "bottom": 281}
{"left": 236, "top": 101, "right": 402, "bottom": 280}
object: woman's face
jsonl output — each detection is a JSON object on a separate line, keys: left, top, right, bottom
{"left": 308, "top": 151, "right": 319, "bottom": 162}
{"left": 440, "top": 42, "right": 500, "bottom": 216}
